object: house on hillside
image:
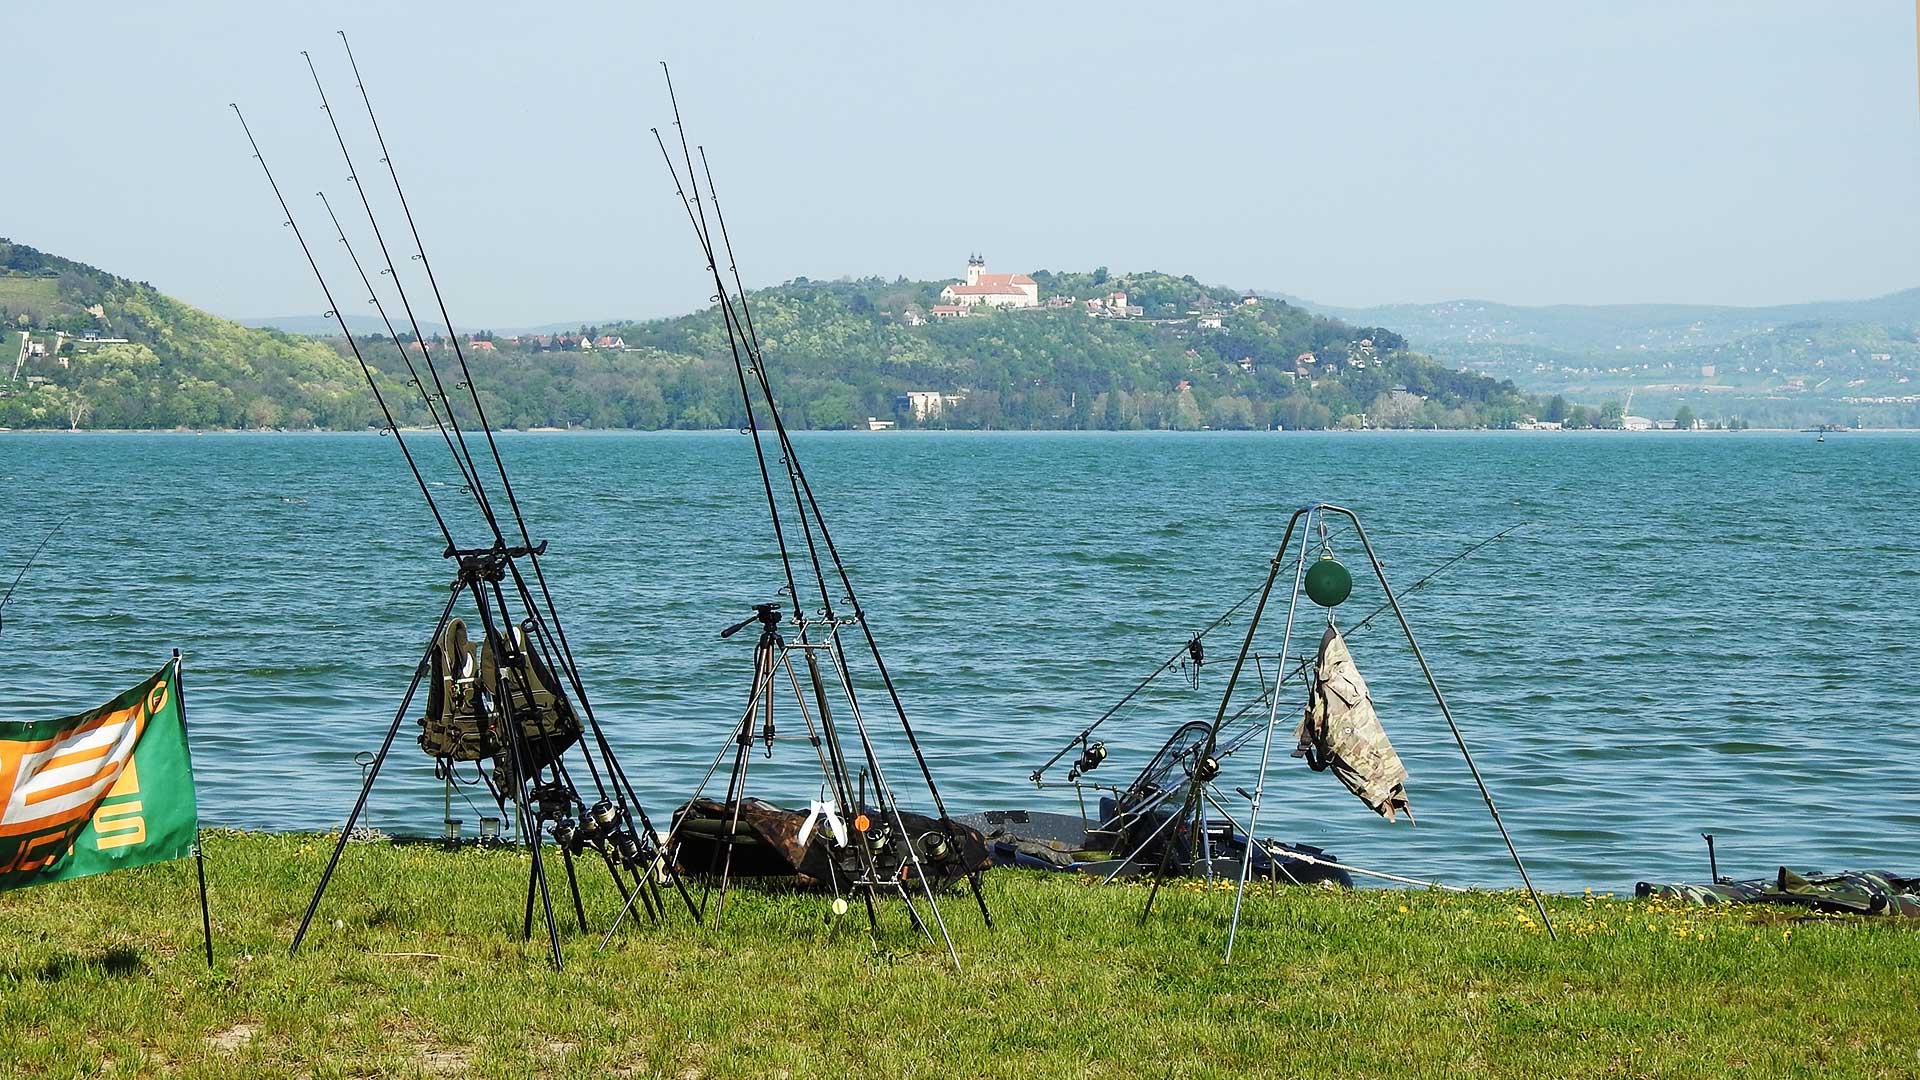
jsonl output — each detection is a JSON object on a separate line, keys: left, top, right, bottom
{"left": 1085, "top": 291, "right": 1142, "bottom": 318}
{"left": 930, "top": 304, "right": 969, "bottom": 319}
{"left": 938, "top": 254, "right": 1039, "bottom": 309}
{"left": 596, "top": 335, "right": 627, "bottom": 349}
{"left": 468, "top": 339, "right": 497, "bottom": 352}
{"left": 899, "top": 390, "right": 961, "bottom": 421}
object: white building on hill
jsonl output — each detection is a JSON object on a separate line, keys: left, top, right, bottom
{"left": 939, "top": 254, "right": 1038, "bottom": 309}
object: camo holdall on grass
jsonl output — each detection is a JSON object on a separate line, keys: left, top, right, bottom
{"left": 1294, "top": 624, "right": 1412, "bottom": 822}
{"left": 1636, "top": 868, "right": 1920, "bottom": 915}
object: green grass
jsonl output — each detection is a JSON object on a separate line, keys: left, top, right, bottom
{"left": 0, "top": 277, "right": 78, "bottom": 325}
{"left": 2, "top": 832, "right": 1916, "bottom": 1078}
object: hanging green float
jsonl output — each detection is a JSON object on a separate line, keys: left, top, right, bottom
{"left": 1304, "top": 554, "right": 1352, "bottom": 608}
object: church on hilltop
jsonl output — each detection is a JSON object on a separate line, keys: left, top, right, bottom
{"left": 938, "top": 254, "right": 1039, "bottom": 309}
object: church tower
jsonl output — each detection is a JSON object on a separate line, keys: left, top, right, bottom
{"left": 966, "top": 252, "right": 985, "bottom": 286}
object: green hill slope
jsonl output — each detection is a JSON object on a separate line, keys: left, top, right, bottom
{"left": 0, "top": 239, "right": 371, "bottom": 429}
{"left": 547, "top": 270, "right": 1536, "bottom": 430}
{"left": 2, "top": 241, "right": 1538, "bottom": 431}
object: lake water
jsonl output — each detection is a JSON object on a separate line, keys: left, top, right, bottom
{"left": 2, "top": 429, "right": 1915, "bottom": 891}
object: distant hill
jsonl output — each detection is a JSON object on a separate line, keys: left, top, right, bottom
{"left": 1275, "top": 290, "right": 1920, "bottom": 353}
{"left": 1277, "top": 290, "right": 1920, "bottom": 426}
{"left": 1, "top": 238, "right": 372, "bottom": 430}
{"left": 558, "top": 269, "right": 1536, "bottom": 430}
{"left": 2, "top": 240, "right": 1540, "bottom": 431}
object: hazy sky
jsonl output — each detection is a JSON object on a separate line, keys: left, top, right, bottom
{"left": 6, "top": 2, "right": 1918, "bottom": 326}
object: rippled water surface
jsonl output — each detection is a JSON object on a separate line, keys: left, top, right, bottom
{"left": 2, "top": 429, "right": 1915, "bottom": 890}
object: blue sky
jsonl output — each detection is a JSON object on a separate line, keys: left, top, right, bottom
{"left": 5, "top": 1, "right": 1917, "bottom": 326}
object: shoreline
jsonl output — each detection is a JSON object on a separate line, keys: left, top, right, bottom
{"left": 2, "top": 425, "right": 1913, "bottom": 437}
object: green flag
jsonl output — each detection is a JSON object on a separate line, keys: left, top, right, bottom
{"left": 0, "top": 658, "right": 199, "bottom": 892}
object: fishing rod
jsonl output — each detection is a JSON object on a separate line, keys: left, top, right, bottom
{"left": 650, "top": 67, "right": 989, "bottom": 949}
{"left": 1035, "top": 521, "right": 1530, "bottom": 786}
{"left": 690, "top": 122, "right": 990, "bottom": 877}
{"left": 688, "top": 137, "right": 963, "bottom": 907}
{"left": 245, "top": 45, "right": 693, "bottom": 935}
{"left": 0, "top": 514, "right": 72, "bottom": 638}
{"left": 228, "top": 104, "right": 457, "bottom": 554}
{"left": 305, "top": 49, "right": 612, "bottom": 813}
{"left": 329, "top": 33, "right": 663, "bottom": 845}
{"left": 1030, "top": 579, "right": 1268, "bottom": 783}
{"left": 319, "top": 36, "right": 679, "bottom": 882}
{"left": 686, "top": 135, "right": 989, "bottom": 904}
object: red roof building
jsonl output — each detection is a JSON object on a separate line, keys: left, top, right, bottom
{"left": 938, "top": 254, "right": 1039, "bottom": 309}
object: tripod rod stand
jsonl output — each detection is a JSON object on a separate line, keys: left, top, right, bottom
{"left": 290, "top": 545, "right": 666, "bottom": 970}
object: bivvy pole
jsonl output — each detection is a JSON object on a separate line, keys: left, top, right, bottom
{"left": 173, "top": 648, "right": 214, "bottom": 968}
{"left": 1326, "top": 504, "right": 1556, "bottom": 940}
{"left": 1224, "top": 507, "right": 1314, "bottom": 963}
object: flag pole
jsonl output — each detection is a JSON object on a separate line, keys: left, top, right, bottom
{"left": 173, "top": 648, "right": 214, "bottom": 968}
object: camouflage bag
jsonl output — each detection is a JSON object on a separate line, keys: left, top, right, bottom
{"left": 1636, "top": 867, "right": 1920, "bottom": 916}
{"left": 1294, "top": 624, "right": 1412, "bottom": 821}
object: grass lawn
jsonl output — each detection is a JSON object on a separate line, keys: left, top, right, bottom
{"left": 0, "top": 277, "right": 75, "bottom": 326}
{"left": 2, "top": 831, "right": 1916, "bottom": 1078}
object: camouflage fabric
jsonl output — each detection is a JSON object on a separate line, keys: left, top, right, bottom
{"left": 417, "top": 618, "right": 582, "bottom": 794}
{"left": 1294, "top": 624, "right": 1412, "bottom": 821}
{"left": 1636, "top": 868, "right": 1920, "bottom": 916}
{"left": 672, "top": 797, "right": 989, "bottom": 889}
{"left": 418, "top": 618, "right": 494, "bottom": 762}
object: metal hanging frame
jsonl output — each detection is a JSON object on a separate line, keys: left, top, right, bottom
{"left": 1133, "top": 503, "right": 1555, "bottom": 962}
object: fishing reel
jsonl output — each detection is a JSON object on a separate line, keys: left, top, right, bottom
{"left": 533, "top": 781, "right": 587, "bottom": 852}
{"left": 529, "top": 781, "right": 573, "bottom": 823}
{"left": 1067, "top": 741, "right": 1107, "bottom": 782}
{"left": 1192, "top": 755, "right": 1221, "bottom": 784}
{"left": 611, "top": 824, "right": 655, "bottom": 875}
{"left": 553, "top": 798, "right": 625, "bottom": 856}
{"left": 915, "top": 830, "right": 954, "bottom": 866}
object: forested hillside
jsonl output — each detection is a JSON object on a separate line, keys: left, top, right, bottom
{"left": 0, "top": 239, "right": 370, "bottom": 429}
{"left": 557, "top": 271, "right": 1536, "bottom": 430}
{"left": 3, "top": 241, "right": 1539, "bottom": 430}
